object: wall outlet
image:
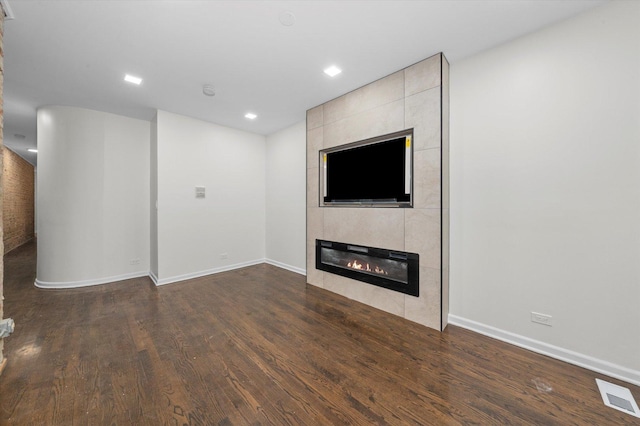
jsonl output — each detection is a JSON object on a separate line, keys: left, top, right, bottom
{"left": 220, "top": 253, "right": 228, "bottom": 260}
{"left": 531, "top": 312, "right": 552, "bottom": 326}
{"left": 129, "top": 258, "right": 140, "bottom": 266}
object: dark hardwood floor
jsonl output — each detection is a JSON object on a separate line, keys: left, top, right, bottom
{"left": 1, "top": 240, "right": 638, "bottom": 425}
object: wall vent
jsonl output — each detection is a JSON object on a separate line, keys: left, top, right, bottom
{"left": 596, "top": 378, "right": 640, "bottom": 418}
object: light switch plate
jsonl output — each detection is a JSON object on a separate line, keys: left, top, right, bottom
{"left": 195, "top": 186, "right": 205, "bottom": 199}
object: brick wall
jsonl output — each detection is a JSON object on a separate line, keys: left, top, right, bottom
{"left": 3, "top": 147, "right": 35, "bottom": 253}
{"left": 0, "top": 8, "right": 5, "bottom": 367}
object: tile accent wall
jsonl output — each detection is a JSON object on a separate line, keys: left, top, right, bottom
{"left": 306, "top": 53, "right": 449, "bottom": 331}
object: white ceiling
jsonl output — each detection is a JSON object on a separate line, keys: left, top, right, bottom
{"left": 2, "top": 0, "right": 606, "bottom": 166}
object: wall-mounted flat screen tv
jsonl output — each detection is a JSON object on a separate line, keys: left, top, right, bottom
{"left": 321, "top": 130, "right": 413, "bottom": 207}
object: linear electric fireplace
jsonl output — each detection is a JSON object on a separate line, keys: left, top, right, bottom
{"left": 316, "top": 239, "right": 419, "bottom": 297}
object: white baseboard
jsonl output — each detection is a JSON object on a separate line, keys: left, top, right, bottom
{"left": 149, "top": 270, "right": 159, "bottom": 285}
{"left": 264, "top": 258, "right": 306, "bottom": 276}
{"left": 154, "top": 259, "right": 265, "bottom": 286}
{"left": 35, "top": 271, "right": 149, "bottom": 289}
{"left": 35, "top": 259, "right": 304, "bottom": 290}
{"left": 448, "top": 314, "right": 640, "bottom": 387}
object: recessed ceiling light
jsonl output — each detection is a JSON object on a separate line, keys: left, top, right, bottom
{"left": 124, "top": 74, "right": 143, "bottom": 85}
{"left": 245, "top": 113, "right": 257, "bottom": 120}
{"left": 324, "top": 66, "right": 342, "bottom": 77}
{"left": 27, "top": 149, "right": 38, "bottom": 153}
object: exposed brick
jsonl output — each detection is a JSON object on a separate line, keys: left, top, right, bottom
{"left": 0, "top": 9, "right": 5, "bottom": 363}
{"left": 2, "top": 147, "right": 35, "bottom": 254}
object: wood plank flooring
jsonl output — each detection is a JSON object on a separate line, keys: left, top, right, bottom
{"left": 1, "top": 240, "right": 639, "bottom": 425}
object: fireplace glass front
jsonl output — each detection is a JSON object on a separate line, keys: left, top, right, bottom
{"left": 316, "top": 240, "right": 419, "bottom": 296}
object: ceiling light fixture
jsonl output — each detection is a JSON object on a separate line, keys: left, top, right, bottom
{"left": 124, "top": 74, "right": 143, "bottom": 85}
{"left": 202, "top": 84, "right": 216, "bottom": 96}
{"left": 324, "top": 66, "right": 342, "bottom": 77}
{"left": 28, "top": 149, "right": 38, "bottom": 153}
{"left": 245, "top": 113, "right": 257, "bottom": 120}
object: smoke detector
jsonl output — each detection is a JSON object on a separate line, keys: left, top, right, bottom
{"left": 202, "top": 84, "right": 216, "bottom": 97}
{"left": 279, "top": 11, "right": 296, "bottom": 26}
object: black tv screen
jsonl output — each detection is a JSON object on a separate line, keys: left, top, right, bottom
{"left": 323, "top": 133, "right": 412, "bottom": 205}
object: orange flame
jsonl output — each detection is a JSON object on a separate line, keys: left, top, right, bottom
{"left": 346, "top": 259, "right": 388, "bottom": 275}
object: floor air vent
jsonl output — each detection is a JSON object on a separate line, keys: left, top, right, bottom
{"left": 596, "top": 378, "right": 640, "bottom": 418}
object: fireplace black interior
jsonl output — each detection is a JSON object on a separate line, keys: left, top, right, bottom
{"left": 316, "top": 239, "right": 419, "bottom": 296}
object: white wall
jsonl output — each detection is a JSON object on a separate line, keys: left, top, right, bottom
{"left": 150, "top": 114, "right": 158, "bottom": 279}
{"left": 265, "top": 121, "right": 306, "bottom": 274}
{"left": 450, "top": 0, "right": 640, "bottom": 379}
{"left": 36, "top": 106, "right": 150, "bottom": 286}
{"left": 155, "top": 110, "right": 266, "bottom": 283}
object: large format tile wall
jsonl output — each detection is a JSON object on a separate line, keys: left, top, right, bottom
{"left": 306, "top": 53, "right": 449, "bottom": 331}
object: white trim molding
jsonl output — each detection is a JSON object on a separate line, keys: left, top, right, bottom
{"left": 448, "top": 314, "right": 640, "bottom": 387}
{"left": 265, "top": 259, "right": 306, "bottom": 276}
{"left": 154, "top": 259, "right": 265, "bottom": 286}
{"left": 35, "top": 271, "right": 150, "bottom": 289}
{"left": 35, "top": 260, "right": 305, "bottom": 290}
